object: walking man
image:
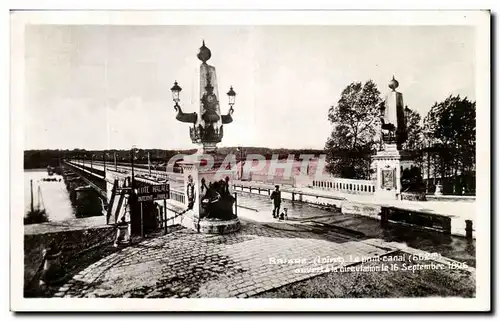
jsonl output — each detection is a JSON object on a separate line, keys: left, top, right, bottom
{"left": 186, "top": 175, "right": 195, "bottom": 210}
{"left": 270, "top": 185, "right": 281, "bottom": 218}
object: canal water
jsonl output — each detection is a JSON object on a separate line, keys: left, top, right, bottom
{"left": 24, "top": 169, "right": 75, "bottom": 221}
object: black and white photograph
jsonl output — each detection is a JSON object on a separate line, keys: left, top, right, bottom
{"left": 9, "top": 9, "right": 490, "bottom": 312}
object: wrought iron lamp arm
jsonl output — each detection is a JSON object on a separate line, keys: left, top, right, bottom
{"left": 221, "top": 106, "right": 234, "bottom": 124}
{"left": 174, "top": 103, "right": 198, "bottom": 124}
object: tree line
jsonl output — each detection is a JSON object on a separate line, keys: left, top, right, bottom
{"left": 24, "top": 147, "right": 324, "bottom": 169}
{"left": 324, "top": 80, "right": 476, "bottom": 195}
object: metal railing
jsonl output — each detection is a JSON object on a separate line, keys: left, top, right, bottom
{"left": 233, "top": 180, "right": 346, "bottom": 202}
{"left": 68, "top": 160, "right": 184, "bottom": 184}
{"left": 64, "top": 162, "right": 106, "bottom": 198}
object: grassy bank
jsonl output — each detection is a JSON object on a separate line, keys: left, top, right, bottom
{"left": 24, "top": 208, "right": 49, "bottom": 225}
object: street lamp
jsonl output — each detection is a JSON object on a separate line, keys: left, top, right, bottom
{"left": 147, "top": 151, "right": 152, "bottom": 176}
{"left": 237, "top": 146, "right": 243, "bottom": 180}
{"left": 103, "top": 152, "right": 107, "bottom": 174}
{"left": 227, "top": 86, "right": 236, "bottom": 111}
{"left": 131, "top": 145, "right": 138, "bottom": 188}
{"left": 423, "top": 129, "right": 433, "bottom": 194}
{"left": 170, "top": 81, "right": 182, "bottom": 109}
{"left": 404, "top": 105, "right": 411, "bottom": 120}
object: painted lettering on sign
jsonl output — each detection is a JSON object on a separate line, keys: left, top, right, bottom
{"left": 137, "top": 195, "right": 154, "bottom": 202}
{"left": 136, "top": 184, "right": 170, "bottom": 202}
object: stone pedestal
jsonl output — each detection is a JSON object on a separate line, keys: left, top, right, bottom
{"left": 114, "top": 221, "right": 131, "bottom": 247}
{"left": 372, "top": 144, "right": 402, "bottom": 200}
{"left": 40, "top": 247, "right": 65, "bottom": 286}
{"left": 198, "top": 218, "right": 241, "bottom": 234}
{"left": 179, "top": 154, "right": 240, "bottom": 234}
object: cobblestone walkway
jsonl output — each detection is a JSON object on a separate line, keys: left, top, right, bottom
{"left": 55, "top": 220, "right": 397, "bottom": 298}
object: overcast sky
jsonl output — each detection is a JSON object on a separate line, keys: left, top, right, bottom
{"left": 24, "top": 25, "right": 475, "bottom": 150}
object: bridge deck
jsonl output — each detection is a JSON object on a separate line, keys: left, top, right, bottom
{"left": 234, "top": 192, "right": 474, "bottom": 263}
{"left": 51, "top": 195, "right": 475, "bottom": 299}
{"left": 47, "top": 161, "right": 476, "bottom": 300}
{"left": 66, "top": 161, "right": 476, "bottom": 237}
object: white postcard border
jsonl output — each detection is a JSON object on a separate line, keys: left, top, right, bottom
{"left": 9, "top": 9, "right": 491, "bottom": 312}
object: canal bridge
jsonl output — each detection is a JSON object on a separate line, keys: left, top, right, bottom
{"left": 63, "top": 160, "right": 188, "bottom": 236}
{"left": 63, "top": 158, "right": 362, "bottom": 237}
{"left": 63, "top": 158, "right": 475, "bottom": 239}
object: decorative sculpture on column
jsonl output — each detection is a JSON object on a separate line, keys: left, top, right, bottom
{"left": 372, "top": 76, "right": 408, "bottom": 200}
{"left": 170, "top": 41, "right": 240, "bottom": 234}
{"left": 379, "top": 76, "right": 407, "bottom": 149}
{"left": 171, "top": 41, "right": 236, "bottom": 153}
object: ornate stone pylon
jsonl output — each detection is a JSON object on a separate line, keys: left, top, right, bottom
{"left": 373, "top": 76, "right": 407, "bottom": 200}
{"left": 173, "top": 41, "right": 235, "bottom": 153}
{"left": 172, "top": 41, "right": 240, "bottom": 234}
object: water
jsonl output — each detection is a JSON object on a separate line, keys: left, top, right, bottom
{"left": 24, "top": 169, "right": 75, "bottom": 221}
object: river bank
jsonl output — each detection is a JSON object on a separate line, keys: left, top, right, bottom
{"left": 24, "top": 168, "right": 112, "bottom": 297}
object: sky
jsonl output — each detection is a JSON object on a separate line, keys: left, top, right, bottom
{"left": 24, "top": 25, "right": 476, "bottom": 150}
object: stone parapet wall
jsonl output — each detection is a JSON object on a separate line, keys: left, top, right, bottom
{"left": 312, "top": 177, "right": 376, "bottom": 195}
{"left": 24, "top": 223, "right": 115, "bottom": 297}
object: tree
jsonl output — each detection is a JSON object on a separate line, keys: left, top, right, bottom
{"left": 324, "top": 80, "right": 382, "bottom": 179}
{"left": 401, "top": 106, "right": 423, "bottom": 151}
{"left": 423, "top": 95, "right": 476, "bottom": 194}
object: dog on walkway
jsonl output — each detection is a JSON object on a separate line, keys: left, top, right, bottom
{"left": 279, "top": 208, "right": 288, "bottom": 220}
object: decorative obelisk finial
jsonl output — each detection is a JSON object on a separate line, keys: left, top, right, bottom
{"left": 197, "top": 40, "right": 211, "bottom": 63}
{"left": 388, "top": 75, "right": 399, "bottom": 91}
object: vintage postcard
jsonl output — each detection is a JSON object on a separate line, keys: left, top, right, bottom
{"left": 10, "top": 10, "right": 490, "bottom": 312}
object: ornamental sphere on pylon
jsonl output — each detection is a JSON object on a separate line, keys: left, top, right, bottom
{"left": 197, "top": 40, "right": 212, "bottom": 63}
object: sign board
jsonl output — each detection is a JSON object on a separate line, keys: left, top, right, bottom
{"left": 135, "top": 184, "right": 170, "bottom": 202}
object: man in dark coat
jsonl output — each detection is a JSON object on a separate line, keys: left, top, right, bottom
{"left": 186, "top": 175, "right": 195, "bottom": 210}
{"left": 270, "top": 185, "right": 281, "bottom": 218}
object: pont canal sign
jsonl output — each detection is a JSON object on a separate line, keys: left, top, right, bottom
{"left": 135, "top": 184, "right": 170, "bottom": 202}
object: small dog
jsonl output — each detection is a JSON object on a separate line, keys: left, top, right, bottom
{"left": 279, "top": 208, "right": 288, "bottom": 220}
